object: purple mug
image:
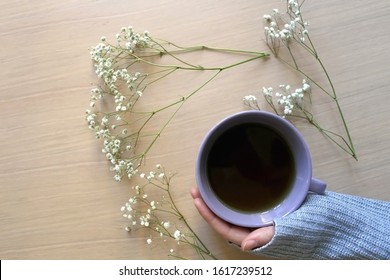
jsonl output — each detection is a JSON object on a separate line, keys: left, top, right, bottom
{"left": 196, "top": 110, "right": 326, "bottom": 227}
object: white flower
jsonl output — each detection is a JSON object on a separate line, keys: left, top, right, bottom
{"left": 173, "top": 230, "right": 181, "bottom": 241}
{"left": 288, "top": 0, "right": 299, "bottom": 12}
{"left": 140, "top": 215, "right": 150, "bottom": 227}
{"left": 114, "top": 174, "right": 122, "bottom": 182}
{"left": 284, "top": 106, "right": 293, "bottom": 115}
{"left": 124, "top": 202, "right": 133, "bottom": 212}
{"left": 263, "top": 14, "right": 272, "bottom": 22}
{"left": 163, "top": 221, "right": 170, "bottom": 229}
{"left": 146, "top": 238, "right": 152, "bottom": 245}
{"left": 302, "top": 80, "right": 310, "bottom": 92}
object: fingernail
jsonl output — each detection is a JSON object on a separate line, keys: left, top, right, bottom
{"left": 242, "top": 240, "right": 257, "bottom": 251}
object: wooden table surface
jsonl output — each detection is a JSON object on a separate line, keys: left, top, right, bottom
{"left": 1, "top": 0, "right": 390, "bottom": 260}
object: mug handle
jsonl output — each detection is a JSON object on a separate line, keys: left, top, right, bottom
{"left": 309, "top": 178, "right": 326, "bottom": 194}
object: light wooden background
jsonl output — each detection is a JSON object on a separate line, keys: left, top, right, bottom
{"left": 1, "top": 0, "right": 390, "bottom": 260}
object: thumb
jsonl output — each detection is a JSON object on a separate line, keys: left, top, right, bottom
{"left": 241, "top": 226, "right": 275, "bottom": 251}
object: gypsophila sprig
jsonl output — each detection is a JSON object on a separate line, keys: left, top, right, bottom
{"left": 87, "top": 26, "right": 268, "bottom": 259}
{"left": 244, "top": 79, "right": 310, "bottom": 118}
{"left": 87, "top": 27, "right": 268, "bottom": 182}
{"left": 273, "top": 81, "right": 309, "bottom": 116}
{"left": 121, "top": 164, "right": 217, "bottom": 259}
{"left": 246, "top": 0, "right": 357, "bottom": 159}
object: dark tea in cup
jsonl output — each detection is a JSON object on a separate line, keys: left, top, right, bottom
{"left": 196, "top": 111, "right": 326, "bottom": 227}
{"left": 207, "top": 123, "right": 295, "bottom": 213}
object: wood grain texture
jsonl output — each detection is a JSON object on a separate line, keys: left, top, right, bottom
{"left": 1, "top": 0, "right": 389, "bottom": 259}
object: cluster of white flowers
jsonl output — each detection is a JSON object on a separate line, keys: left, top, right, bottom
{"left": 86, "top": 27, "right": 158, "bottom": 182}
{"left": 85, "top": 110, "right": 97, "bottom": 130}
{"left": 264, "top": 9, "right": 293, "bottom": 42}
{"left": 91, "top": 27, "right": 151, "bottom": 81}
{"left": 122, "top": 191, "right": 153, "bottom": 230}
{"left": 243, "top": 79, "right": 310, "bottom": 117}
{"left": 89, "top": 42, "right": 114, "bottom": 79}
{"left": 263, "top": 79, "right": 310, "bottom": 117}
{"left": 287, "top": 0, "right": 301, "bottom": 14}
{"left": 90, "top": 44, "right": 144, "bottom": 108}
{"left": 242, "top": 95, "right": 259, "bottom": 110}
{"left": 120, "top": 164, "right": 185, "bottom": 251}
{"left": 112, "top": 159, "right": 137, "bottom": 181}
{"left": 89, "top": 87, "right": 104, "bottom": 108}
{"left": 121, "top": 165, "right": 160, "bottom": 229}
{"left": 263, "top": 0, "right": 309, "bottom": 47}
{"left": 88, "top": 28, "right": 151, "bottom": 114}
{"left": 86, "top": 103, "right": 137, "bottom": 180}
{"left": 140, "top": 170, "right": 165, "bottom": 182}
{"left": 85, "top": 110, "right": 112, "bottom": 139}
{"left": 115, "top": 26, "right": 152, "bottom": 53}
{"left": 243, "top": 95, "right": 257, "bottom": 102}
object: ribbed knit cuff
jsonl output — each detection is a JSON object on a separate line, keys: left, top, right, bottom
{"left": 253, "top": 191, "right": 390, "bottom": 259}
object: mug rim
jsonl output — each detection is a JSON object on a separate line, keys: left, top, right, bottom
{"left": 195, "top": 110, "right": 312, "bottom": 227}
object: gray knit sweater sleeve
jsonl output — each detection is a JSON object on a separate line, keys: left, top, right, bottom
{"left": 253, "top": 191, "right": 390, "bottom": 259}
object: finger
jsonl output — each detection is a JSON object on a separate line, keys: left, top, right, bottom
{"left": 190, "top": 187, "right": 201, "bottom": 199}
{"left": 193, "top": 197, "right": 250, "bottom": 245}
{"left": 241, "top": 226, "right": 275, "bottom": 251}
{"left": 193, "top": 197, "right": 226, "bottom": 230}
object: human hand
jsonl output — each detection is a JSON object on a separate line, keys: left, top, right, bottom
{"left": 191, "top": 187, "right": 275, "bottom": 251}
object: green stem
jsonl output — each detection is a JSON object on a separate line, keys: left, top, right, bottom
{"left": 164, "top": 41, "right": 268, "bottom": 56}
{"left": 140, "top": 68, "right": 178, "bottom": 91}
{"left": 274, "top": 54, "right": 334, "bottom": 98}
{"left": 267, "top": 36, "right": 356, "bottom": 159}
{"left": 128, "top": 51, "right": 267, "bottom": 71}
{"left": 141, "top": 70, "right": 222, "bottom": 158}
{"left": 166, "top": 178, "right": 217, "bottom": 259}
{"left": 301, "top": 109, "right": 356, "bottom": 157}
{"left": 306, "top": 35, "right": 357, "bottom": 159}
{"left": 151, "top": 39, "right": 200, "bottom": 69}
{"left": 291, "top": 4, "right": 356, "bottom": 159}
